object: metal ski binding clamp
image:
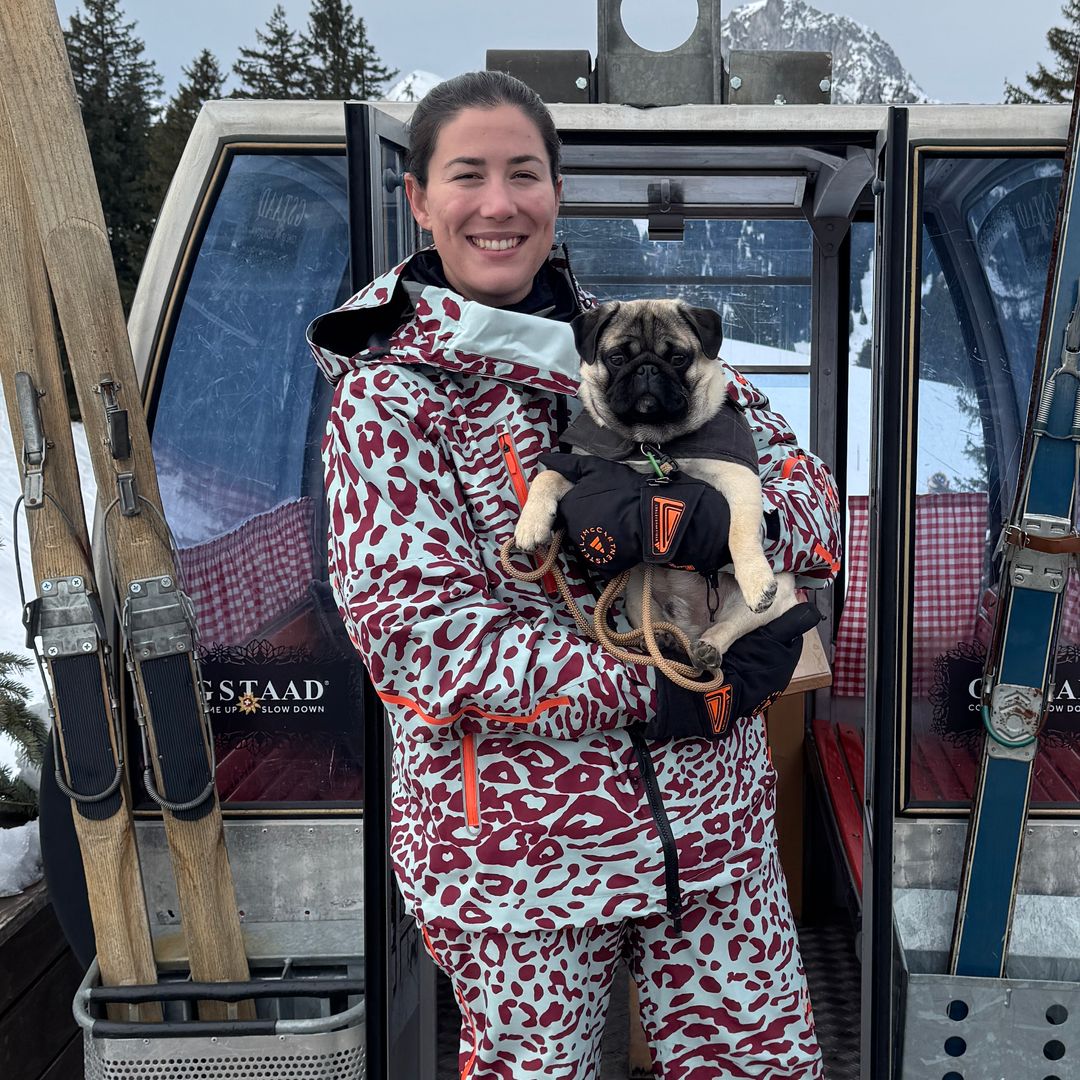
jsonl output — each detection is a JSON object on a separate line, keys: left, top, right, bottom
{"left": 1005, "top": 514, "right": 1072, "bottom": 592}
{"left": 15, "top": 371, "right": 46, "bottom": 508}
{"left": 122, "top": 576, "right": 194, "bottom": 659}
{"left": 32, "top": 576, "right": 101, "bottom": 659}
{"left": 95, "top": 376, "right": 131, "bottom": 459}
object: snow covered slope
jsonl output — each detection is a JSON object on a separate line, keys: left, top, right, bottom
{"left": 724, "top": 0, "right": 931, "bottom": 104}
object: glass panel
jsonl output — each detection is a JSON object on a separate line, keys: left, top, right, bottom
{"left": 151, "top": 150, "right": 361, "bottom": 808}
{"left": 380, "top": 140, "right": 410, "bottom": 269}
{"left": 556, "top": 217, "right": 813, "bottom": 368}
{"left": 904, "top": 152, "right": 1080, "bottom": 812}
{"left": 833, "top": 220, "right": 874, "bottom": 720}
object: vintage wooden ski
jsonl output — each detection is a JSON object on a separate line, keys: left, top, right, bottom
{"left": 0, "top": 95, "right": 161, "bottom": 1024}
{"left": 0, "top": 0, "right": 251, "bottom": 1016}
{"left": 950, "top": 65, "right": 1080, "bottom": 977}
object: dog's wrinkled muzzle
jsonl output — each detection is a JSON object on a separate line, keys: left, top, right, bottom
{"left": 611, "top": 359, "right": 689, "bottom": 422}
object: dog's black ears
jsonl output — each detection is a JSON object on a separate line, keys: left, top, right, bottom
{"left": 678, "top": 303, "right": 724, "bottom": 359}
{"left": 571, "top": 302, "right": 620, "bottom": 364}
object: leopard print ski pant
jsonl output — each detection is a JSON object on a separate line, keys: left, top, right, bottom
{"left": 420, "top": 844, "right": 823, "bottom": 1079}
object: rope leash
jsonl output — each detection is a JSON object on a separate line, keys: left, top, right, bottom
{"left": 498, "top": 532, "right": 726, "bottom": 693}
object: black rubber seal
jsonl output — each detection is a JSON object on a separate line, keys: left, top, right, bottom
{"left": 140, "top": 653, "right": 214, "bottom": 821}
{"left": 53, "top": 652, "right": 123, "bottom": 821}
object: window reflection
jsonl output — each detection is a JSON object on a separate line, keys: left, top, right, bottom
{"left": 556, "top": 217, "right": 813, "bottom": 364}
{"left": 151, "top": 150, "right": 362, "bottom": 808}
{"left": 903, "top": 152, "right": 1078, "bottom": 812}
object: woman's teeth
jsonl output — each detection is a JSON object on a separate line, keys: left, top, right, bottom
{"left": 470, "top": 237, "right": 523, "bottom": 251}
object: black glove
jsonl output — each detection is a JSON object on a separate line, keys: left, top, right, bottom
{"left": 645, "top": 603, "right": 823, "bottom": 741}
{"left": 540, "top": 452, "right": 732, "bottom": 577}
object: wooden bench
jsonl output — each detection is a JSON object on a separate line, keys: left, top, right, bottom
{"left": 0, "top": 880, "right": 83, "bottom": 1079}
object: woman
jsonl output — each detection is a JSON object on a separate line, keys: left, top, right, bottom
{"left": 307, "top": 71, "right": 840, "bottom": 1080}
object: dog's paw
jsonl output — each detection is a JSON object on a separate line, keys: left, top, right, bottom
{"left": 690, "top": 638, "right": 723, "bottom": 675}
{"left": 736, "top": 560, "right": 777, "bottom": 614}
{"left": 514, "top": 510, "right": 554, "bottom": 553}
{"left": 749, "top": 577, "right": 778, "bottom": 614}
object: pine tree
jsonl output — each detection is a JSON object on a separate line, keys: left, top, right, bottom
{"left": 1005, "top": 0, "right": 1080, "bottom": 102}
{"left": 233, "top": 4, "right": 309, "bottom": 99}
{"left": 148, "top": 50, "right": 226, "bottom": 210}
{"left": 64, "top": 0, "right": 163, "bottom": 312}
{"left": 302, "top": 0, "right": 398, "bottom": 99}
{"left": 0, "top": 653, "right": 46, "bottom": 821}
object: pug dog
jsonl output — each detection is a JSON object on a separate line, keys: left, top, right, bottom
{"left": 514, "top": 299, "right": 797, "bottom": 674}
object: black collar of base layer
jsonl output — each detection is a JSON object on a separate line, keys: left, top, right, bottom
{"left": 560, "top": 404, "right": 758, "bottom": 474}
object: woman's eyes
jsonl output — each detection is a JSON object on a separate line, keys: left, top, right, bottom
{"left": 449, "top": 171, "right": 540, "bottom": 183}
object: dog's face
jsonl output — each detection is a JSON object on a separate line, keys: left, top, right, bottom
{"left": 571, "top": 299, "right": 728, "bottom": 443}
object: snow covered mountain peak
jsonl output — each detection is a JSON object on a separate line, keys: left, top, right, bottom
{"left": 723, "top": 0, "right": 932, "bottom": 104}
{"left": 384, "top": 70, "right": 444, "bottom": 103}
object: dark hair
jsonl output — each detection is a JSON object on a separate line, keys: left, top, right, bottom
{"left": 405, "top": 70, "right": 561, "bottom": 187}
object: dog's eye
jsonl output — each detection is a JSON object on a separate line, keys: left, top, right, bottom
{"left": 670, "top": 352, "right": 690, "bottom": 367}
{"left": 606, "top": 351, "right": 628, "bottom": 367}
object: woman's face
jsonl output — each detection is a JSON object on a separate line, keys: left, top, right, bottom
{"left": 404, "top": 104, "right": 562, "bottom": 308}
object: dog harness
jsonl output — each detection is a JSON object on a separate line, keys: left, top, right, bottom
{"left": 539, "top": 401, "right": 760, "bottom": 577}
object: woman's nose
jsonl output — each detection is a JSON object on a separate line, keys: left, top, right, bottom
{"left": 479, "top": 179, "right": 515, "bottom": 219}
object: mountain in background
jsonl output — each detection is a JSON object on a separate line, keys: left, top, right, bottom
{"left": 723, "top": 0, "right": 931, "bottom": 104}
{"left": 390, "top": 1, "right": 928, "bottom": 106}
{"left": 384, "top": 70, "right": 444, "bottom": 102}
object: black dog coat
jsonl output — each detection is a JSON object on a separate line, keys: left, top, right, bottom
{"left": 539, "top": 403, "right": 760, "bottom": 579}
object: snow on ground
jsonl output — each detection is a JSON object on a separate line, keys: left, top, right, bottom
{"left": 0, "top": 405, "right": 94, "bottom": 775}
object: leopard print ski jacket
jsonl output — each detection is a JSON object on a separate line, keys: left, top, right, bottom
{"left": 308, "top": 251, "right": 842, "bottom": 933}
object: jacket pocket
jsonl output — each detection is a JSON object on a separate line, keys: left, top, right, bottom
{"left": 461, "top": 733, "right": 481, "bottom": 833}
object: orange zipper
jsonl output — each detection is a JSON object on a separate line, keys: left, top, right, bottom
{"left": 498, "top": 429, "right": 558, "bottom": 597}
{"left": 461, "top": 733, "right": 480, "bottom": 831}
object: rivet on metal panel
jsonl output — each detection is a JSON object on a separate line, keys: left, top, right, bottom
{"left": 730, "top": 75, "right": 742, "bottom": 90}
{"left": 819, "top": 78, "right": 831, "bottom": 92}
{"left": 575, "top": 76, "right": 588, "bottom": 89}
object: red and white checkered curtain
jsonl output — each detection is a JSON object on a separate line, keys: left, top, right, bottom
{"left": 833, "top": 492, "right": 1080, "bottom": 697}
{"left": 177, "top": 497, "right": 316, "bottom": 647}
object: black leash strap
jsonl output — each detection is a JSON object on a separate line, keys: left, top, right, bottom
{"left": 629, "top": 727, "right": 683, "bottom": 934}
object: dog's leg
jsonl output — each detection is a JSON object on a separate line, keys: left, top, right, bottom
{"left": 700, "top": 461, "right": 777, "bottom": 613}
{"left": 695, "top": 572, "right": 798, "bottom": 670}
{"left": 514, "top": 468, "right": 573, "bottom": 552}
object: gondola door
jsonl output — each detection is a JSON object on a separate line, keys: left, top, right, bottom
{"left": 343, "top": 102, "right": 433, "bottom": 1080}
{"left": 864, "top": 105, "right": 911, "bottom": 1080}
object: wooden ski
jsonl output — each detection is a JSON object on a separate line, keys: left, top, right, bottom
{"left": 0, "top": 0, "right": 251, "bottom": 1017}
{"left": 0, "top": 93, "right": 160, "bottom": 1024}
{"left": 950, "top": 64, "right": 1080, "bottom": 977}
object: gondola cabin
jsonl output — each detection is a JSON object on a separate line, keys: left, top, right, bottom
{"left": 11, "top": 5, "right": 1080, "bottom": 1079}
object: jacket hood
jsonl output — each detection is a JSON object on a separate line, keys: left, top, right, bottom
{"left": 307, "top": 246, "right": 586, "bottom": 396}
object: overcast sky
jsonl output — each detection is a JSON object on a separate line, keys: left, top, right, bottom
{"left": 53, "top": 0, "right": 1066, "bottom": 106}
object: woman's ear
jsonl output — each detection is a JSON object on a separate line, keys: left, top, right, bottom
{"left": 404, "top": 173, "right": 431, "bottom": 231}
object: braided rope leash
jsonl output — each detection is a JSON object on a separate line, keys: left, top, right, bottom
{"left": 498, "top": 532, "right": 726, "bottom": 693}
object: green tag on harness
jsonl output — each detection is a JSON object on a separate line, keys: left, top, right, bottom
{"left": 641, "top": 444, "right": 679, "bottom": 481}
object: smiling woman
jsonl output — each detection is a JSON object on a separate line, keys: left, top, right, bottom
{"left": 306, "top": 69, "right": 834, "bottom": 1080}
